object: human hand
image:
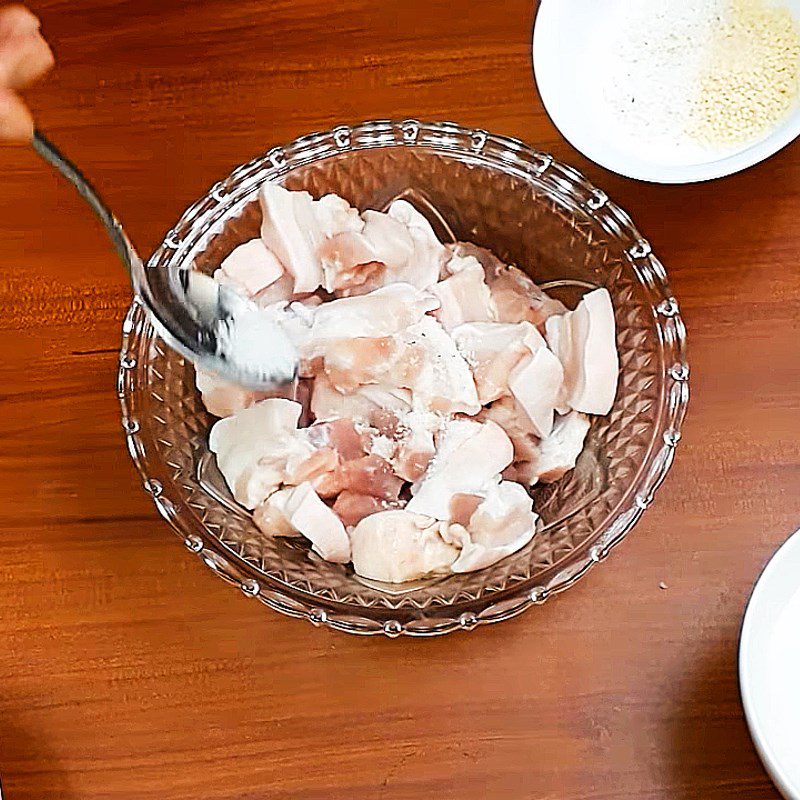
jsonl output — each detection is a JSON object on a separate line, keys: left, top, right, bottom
{"left": 0, "top": 5, "right": 53, "bottom": 141}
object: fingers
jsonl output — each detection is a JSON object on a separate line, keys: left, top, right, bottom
{"left": 0, "top": 5, "right": 54, "bottom": 142}
{"left": 0, "top": 86, "right": 33, "bottom": 141}
{"left": 0, "top": 5, "right": 54, "bottom": 90}
{"left": 0, "top": 5, "right": 41, "bottom": 37}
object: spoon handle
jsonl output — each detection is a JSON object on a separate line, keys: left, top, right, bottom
{"left": 31, "top": 129, "right": 296, "bottom": 389}
{"left": 32, "top": 128, "right": 144, "bottom": 284}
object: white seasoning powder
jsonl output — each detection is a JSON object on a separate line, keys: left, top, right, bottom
{"left": 215, "top": 304, "right": 299, "bottom": 386}
{"left": 369, "top": 434, "right": 396, "bottom": 461}
{"left": 606, "top": 0, "right": 800, "bottom": 152}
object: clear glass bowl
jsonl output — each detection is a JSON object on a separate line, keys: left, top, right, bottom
{"left": 118, "top": 120, "right": 689, "bottom": 637}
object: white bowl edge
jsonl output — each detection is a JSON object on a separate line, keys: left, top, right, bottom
{"left": 739, "top": 527, "right": 800, "bottom": 800}
{"left": 533, "top": 0, "right": 800, "bottom": 184}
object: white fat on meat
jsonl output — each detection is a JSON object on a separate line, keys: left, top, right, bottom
{"left": 311, "top": 373, "right": 412, "bottom": 424}
{"left": 478, "top": 395, "right": 541, "bottom": 464}
{"left": 507, "top": 327, "right": 564, "bottom": 439}
{"left": 314, "top": 193, "right": 363, "bottom": 238}
{"left": 349, "top": 510, "right": 460, "bottom": 582}
{"left": 319, "top": 234, "right": 385, "bottom": 296}
{"left": 451, "top": 242, "right": 567, "bottom": 326}
{"left": 213, "top": 264, "right": 293, "bottom": 309}
{"left": 308, "top": 283, "right": 439, "bottom": 352}
{"left": 259, "top": 184, "right": 362, "bottom": 294}
{"left": 208, "top": 398, "right": 311, "bottom": 509}
{"left": 406, "top": 419, "right": 514, "bottom": 521}
{"left": 545, "top": 288, "right": 618, "bottom": 415}
{"left": 195, "top": 368, "right": 268, "bottom": 418}
{"left": 368, "top": 433, "right": 397, "bottom": 461}
{"left": 532, "top": 411, "right": 591, "bottom": 484}
{"left": 318, "top": 200, "right": 447, "bottom": 295}
{"left": 446, "top": 481, "right": 537, "bottom": 572}
{"left": 393, "top": 425, "right": 436, "bottom": 483}
{"left": 451, "top": 321, "right": 534, "bottom": 404}
{"left": 388, "top": 408, "right": 444, "bottom": 483}
{"left": 318, "top": 316, "right": 480, "bottom": 415}
{"left": 259, "top": 183, "right": 323, "bottom": 294}
{"left": 316, "top": 195, "right": 383, "bottom": 295}
{"left": 358, "top": 385, "right": 414, "bottom": 417}
{"left": 361, "top": 209, "right": 414, "bottom": 270}
{"left": 320, "top": 336, "right": 398, "bottom": 393}
{"left": 400, "top": 316, "right": 480, "bottom": 416}
{"left": 382, "top": 200, "right": 448, "bottom": 290}
{"left": 254, "top": 482, "right": 350, "bottom": 563}
{"left": 430, "top": 254, "right": 496, "bottom": 331}
{"left": 468, "top": 481, "right": 537, "bottom": 548}
{"left": 218, "top": 239, "right": 284, "bottom": 297}
{"left": 252, "top": 273, "right": 294, "bottom": 307}
{"left": 253, "top": 487, "right": 302, "bottom": 538}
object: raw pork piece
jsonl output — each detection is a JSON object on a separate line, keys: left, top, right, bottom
{"left": 218, "top": 239, "right": 284, "bottom": 297}
{"left": 545, "top": 288, "right": 618, "bottom": 415}
{"left": 285, "top": 419, "right": 366, "bottom": 488}
{"left": 253, "top": 486, "right": 301, "bottom": 538}
{"left": 399, "top": 316, "right": 481, "bottom": 416}
{"left": 318, "top": 316, "right": 480, "bottom": 416}
{"left": 392, "top": 423, "right": 437, "bottom": 482}
{"left": 451, "top": 321, "right": 534, "bottom": 404}
{"left": 406, "top": 420, "right": 514, "bottom": 520}
{"left": 311, "top": 373, "right": 412, "bottom": 425}
{"left": 318, "top": 217, "right": 388, "bottom": 296}
{"left": 381, "top": 200, "right": 448, "bottom": 290}
{"left": 447, "top": 481, "right": 537, "bottom": 572}
{"left": 332, "top": 491, "right": 398, "bottom": 527}
{"left": 507, "top": 326, "right": 564, "bottom": 439}
{"left": 431, "top": 254, "right": 496, "bottom": 331}
{"left": 321, "top": 246, "right": 385, "bottom": 296}
{"left": 254, "top": 482, "right": 350, "bottom": 563}
{"left": 349, "top": 511, "right": 460, "bottom": 582}
{"left": 318, "top": 200, "right": 447, "bottom": 295}
{"left": 468, "top": 481, "right": 536, "bottom": 548}
{"left": 253, "top": 273, "right": 294, "bottom": 307}
{"left": 303, "top": 418, "right": 366, "bottom": 461}
{"left": 315, "top": 454, "right": 404, "bottom": 502}
{"left": 478, "top": 396, "right": 541, "bottom": 464}
{"left": 284, "top": 418, "right": 368, "bottom": 493}
{"left": 360, "top": 210, "right": 413, "bottom": 272}
{"left": 308, "top": 283, "right": 439, "bottom": 351}
{"left": 531, "top": 411, "right": 591, "bottom": 484}
{"left": 195, "top": 369, "right": 269, "bottom": 418}
{"left": 208, "top": 398, "right": 310, "bottom": 509}
{"left": 320, "top": 336, "right": 399, "bottom": 393}
{"left": 259, "top": 183, "right": 362, "bottom": 293}
{"left": 451, "top": 242, "right": 566, "bottom": 327}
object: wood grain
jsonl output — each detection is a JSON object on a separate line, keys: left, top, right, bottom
{"left": 0, "top": 0, "right": 798, "bottom": 797}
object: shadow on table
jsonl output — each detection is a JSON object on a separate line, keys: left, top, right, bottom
{"left": 0, "top": 709, "right": 72, "bottom": 800}
{"left": 666, "top": 633, "right": 780, "bottom": 800}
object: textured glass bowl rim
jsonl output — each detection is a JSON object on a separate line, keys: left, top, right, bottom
{"left": 118, "top": 119, "right": 689, "bottom": 637}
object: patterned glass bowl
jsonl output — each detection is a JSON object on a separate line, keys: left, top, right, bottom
{"left": 118, "top": 120, "right": 689, "bottom": 637}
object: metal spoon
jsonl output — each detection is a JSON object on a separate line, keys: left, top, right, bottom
{"left": 32, "top": 129, "right": 298, "bottom": 389}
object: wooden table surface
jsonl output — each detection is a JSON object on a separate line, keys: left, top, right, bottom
{"left": 1, "top": 1, "right": 798, "bottom": 797}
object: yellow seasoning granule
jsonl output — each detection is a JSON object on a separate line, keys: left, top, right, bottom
{"left": 691, "top": 0, "right": 800, "bottom": 146}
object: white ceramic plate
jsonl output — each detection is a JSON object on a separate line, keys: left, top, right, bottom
{"left": 533, "top": 0, "right": 800, "bottom": 183}
{"left": 740, "top": 528, "right": 800, "bottom": 800}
